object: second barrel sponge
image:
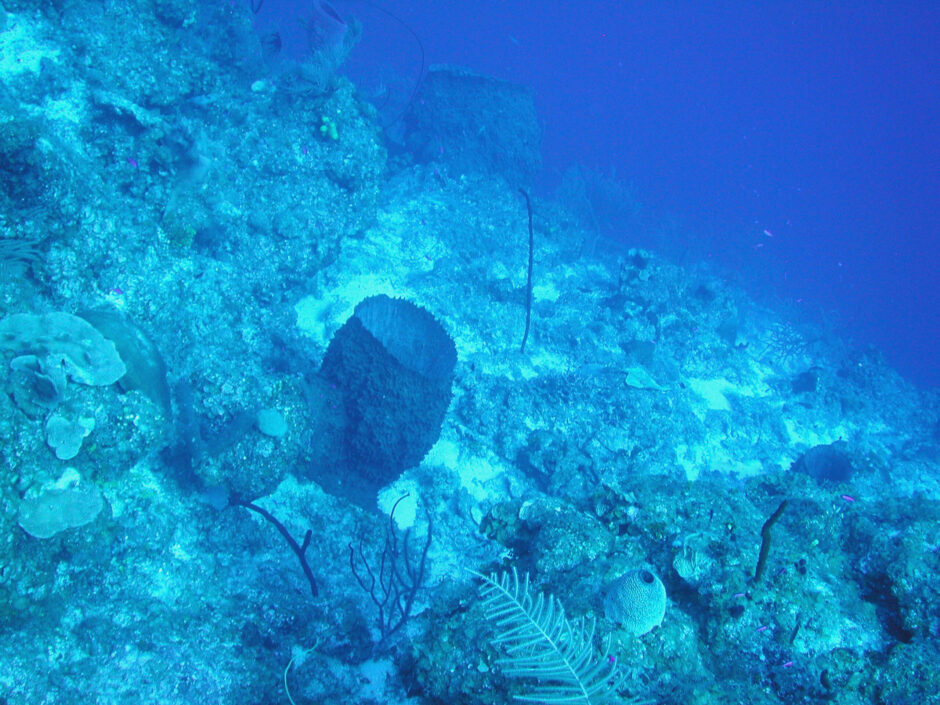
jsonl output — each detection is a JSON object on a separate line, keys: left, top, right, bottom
{"left": 604, "top": 569, "right": 667, "bottom": 636}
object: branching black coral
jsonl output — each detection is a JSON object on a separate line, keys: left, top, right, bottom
{"left": 476, "top": 568, "right": 629, "bottom": 704}
{"left": 350, "top": 494, "right": 432, "bottom": 650}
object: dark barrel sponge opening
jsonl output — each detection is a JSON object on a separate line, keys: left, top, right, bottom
{"left": 317, "top": 295, "right": 457, "bottom": 508}
{"left": 791, "top": 442, "right": 854, "bottom": 484}
{"left": 353, "top": 294, "right": 457, "bottom": 380}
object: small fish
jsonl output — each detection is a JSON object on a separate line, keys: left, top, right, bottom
{"left": 763, "top": 229, "right": 774, "bottom": 237}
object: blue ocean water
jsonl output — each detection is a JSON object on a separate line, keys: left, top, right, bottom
{"left": 1, "top": 1, "right": 939, "bottom": 704}
{"left": 332, "top": 0, "right": 940, "bottom": 390}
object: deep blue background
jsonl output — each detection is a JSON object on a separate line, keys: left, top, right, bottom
{"left": 253, "top": 1, "right": 939, "bottom": 388}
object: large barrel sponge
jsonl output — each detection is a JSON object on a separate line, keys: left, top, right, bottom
{"left": 319, "top": 295, "right": 456, "bottom": 498}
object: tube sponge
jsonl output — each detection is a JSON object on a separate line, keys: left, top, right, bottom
{"left": 604, "top": 569, "right": 667, "bottom": 636}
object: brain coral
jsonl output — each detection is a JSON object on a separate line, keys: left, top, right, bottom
{"left": 604, "top": 569, "right": 667, "bottom": 636}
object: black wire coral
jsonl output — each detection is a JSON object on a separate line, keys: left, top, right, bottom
{"left": 476, "top": 568, "right": 630, "bottom": 704}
